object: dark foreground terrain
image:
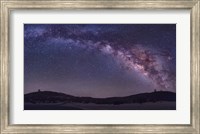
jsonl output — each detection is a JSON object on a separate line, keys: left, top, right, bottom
{"left": 24, "top": 90, "right": 176, "bottom": 110}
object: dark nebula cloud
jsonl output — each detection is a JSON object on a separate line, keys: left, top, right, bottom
{"left": 24, "top": 24, "right": 176, "bottom": 98}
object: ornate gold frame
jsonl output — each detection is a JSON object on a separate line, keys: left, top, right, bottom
{"left": 0, "top": 0, "right": 199, "bottom": 133}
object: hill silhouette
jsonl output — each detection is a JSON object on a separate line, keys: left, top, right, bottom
{"left": 24, "top": 90, "right": 176, "bottom": 105}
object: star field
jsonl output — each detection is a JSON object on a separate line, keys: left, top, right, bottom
{"left": 24, "top": 24, "right": 176, "bottom": 98}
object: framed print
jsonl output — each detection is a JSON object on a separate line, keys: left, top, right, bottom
{"left": 0, "top": 0, "right": 199, "bottom": 133}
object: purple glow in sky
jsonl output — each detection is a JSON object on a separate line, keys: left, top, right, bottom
{"left": 24, "top": 24, "right": 176, "bottom": 98}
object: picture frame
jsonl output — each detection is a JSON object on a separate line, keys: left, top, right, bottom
{"left": 0, "top": 0, "right": 199, "bottom": 133}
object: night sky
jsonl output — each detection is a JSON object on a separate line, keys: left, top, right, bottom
{"left": 24, "top": 24, "right": 176, "bottom": 98}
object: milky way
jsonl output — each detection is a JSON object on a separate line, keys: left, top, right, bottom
{"left": 24, "top": 24, "right": 176, "bottom": 98}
